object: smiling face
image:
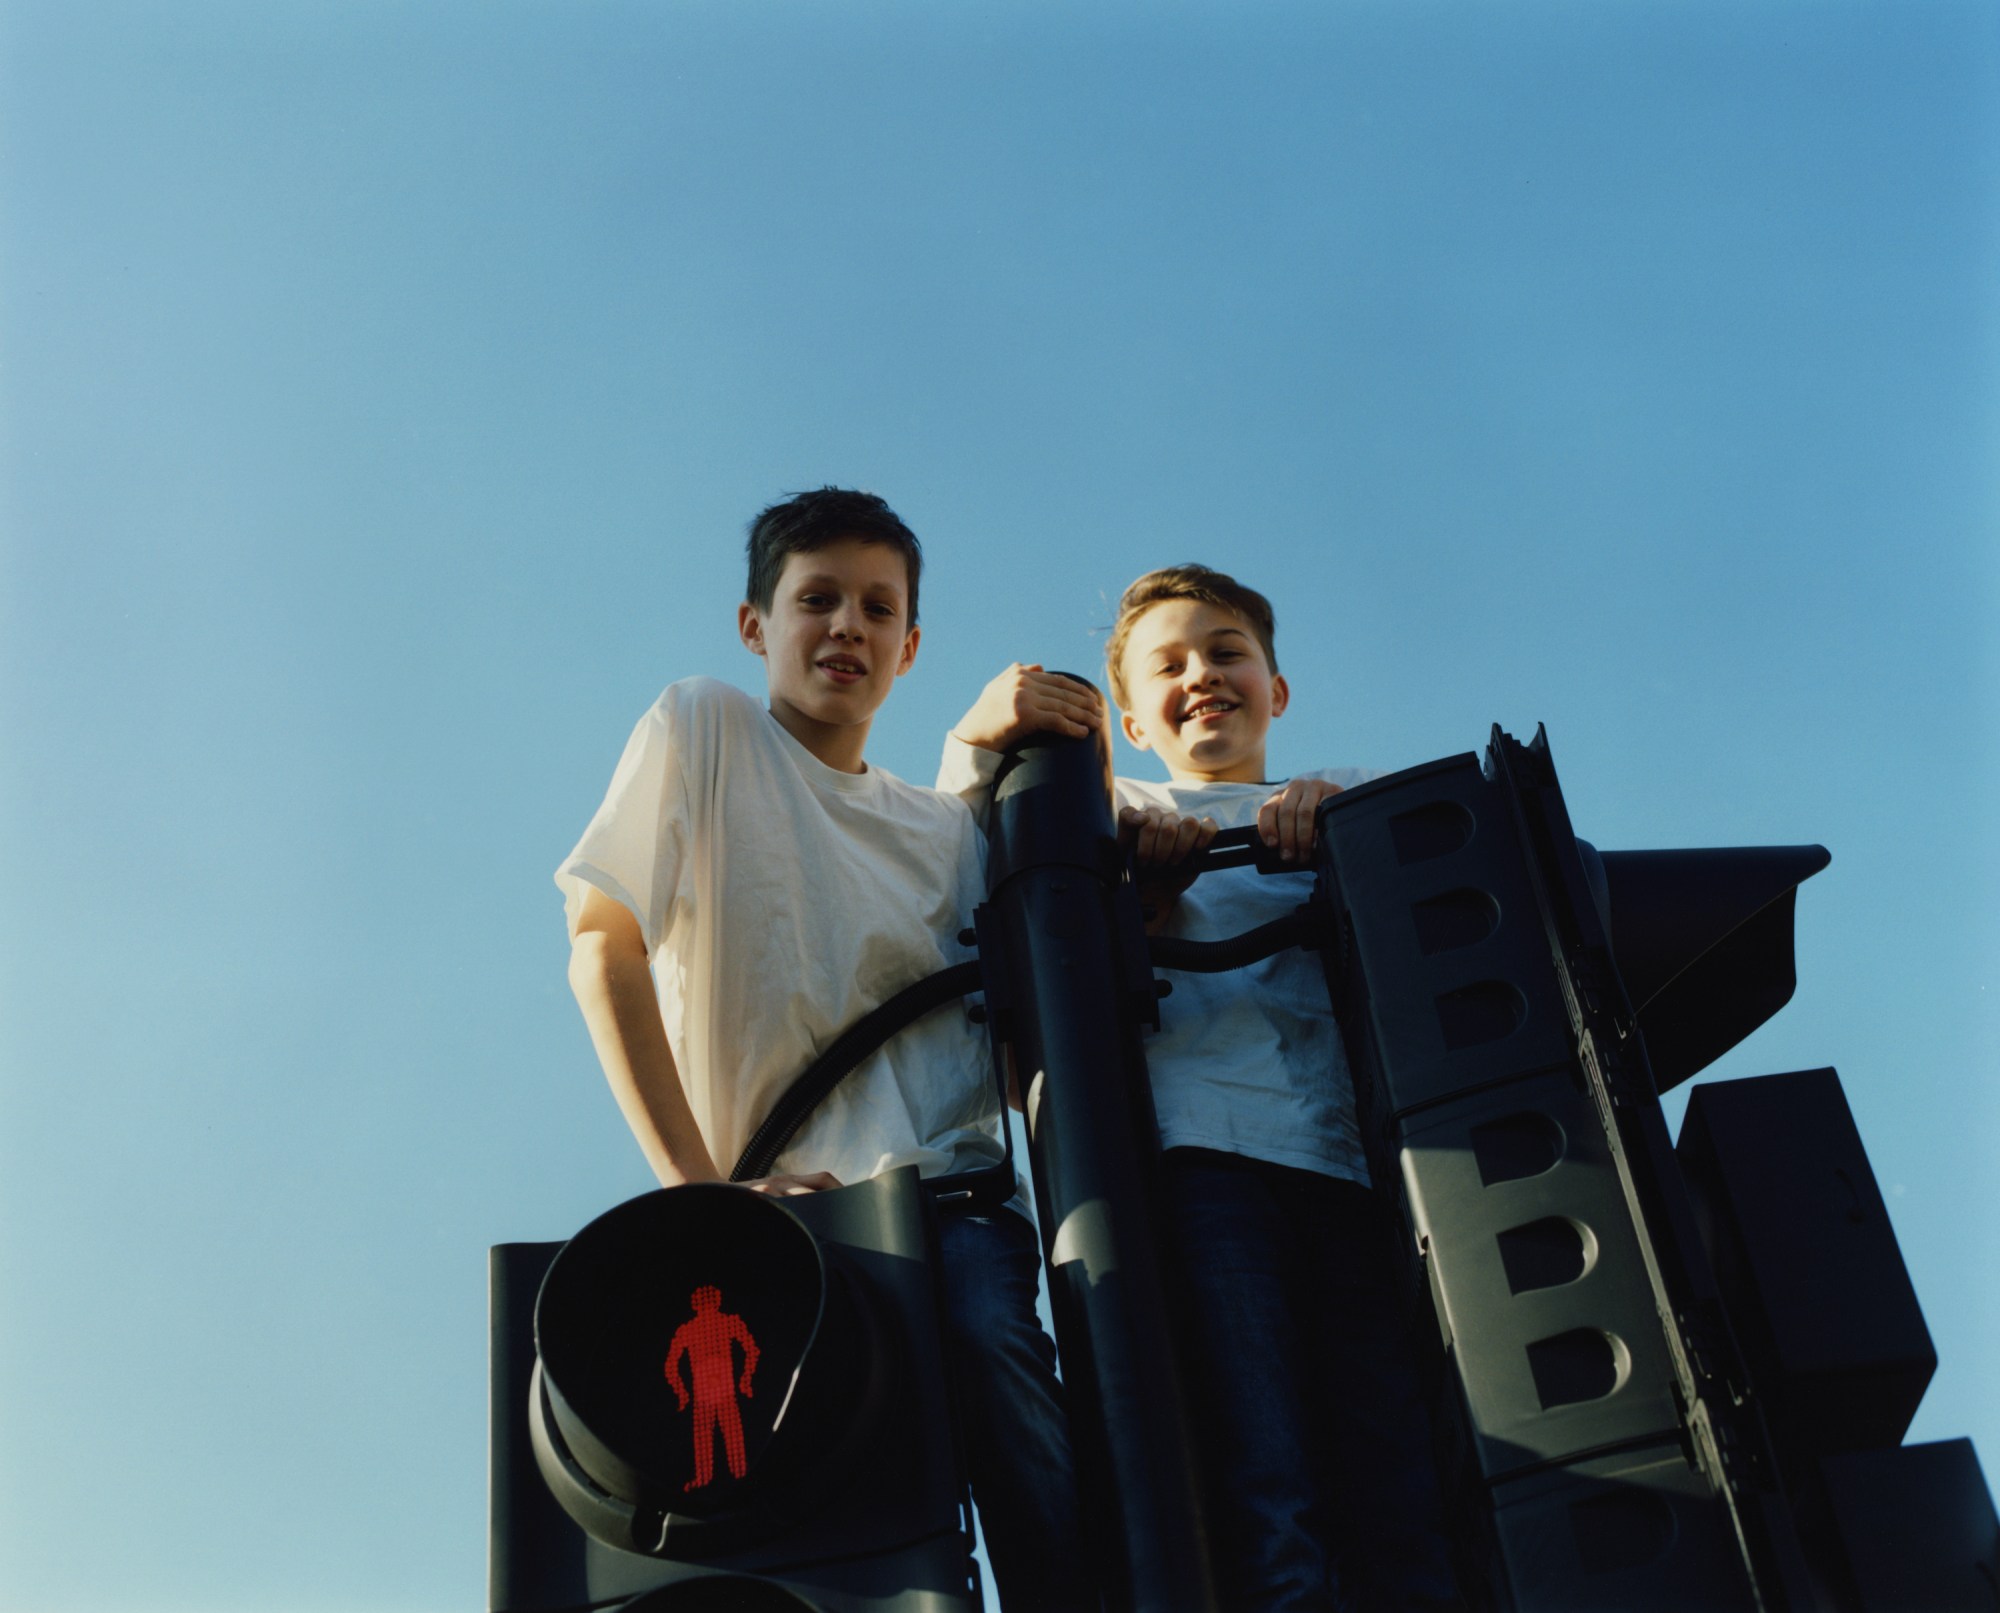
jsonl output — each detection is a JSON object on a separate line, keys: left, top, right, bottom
{"left": 738, "top": 536, "right": 919, "bottom": 773}
{"left": 1116, "top": 597, "right": 1288, "bottom": 784}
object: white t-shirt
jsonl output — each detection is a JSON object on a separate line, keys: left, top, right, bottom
{"left": 938, "top": 735, "right": 1372, "bottom": 1186}
{"left": 558, "top": 678, "right": 1007, "bottom": 1192}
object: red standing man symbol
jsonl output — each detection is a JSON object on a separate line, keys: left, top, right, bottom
{"left": 664, "top": 1284, "right": 762, "bottom": 1492}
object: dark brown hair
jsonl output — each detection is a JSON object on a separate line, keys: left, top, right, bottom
{"left": 744, "top": 487, "right": 923, "bottom": 624}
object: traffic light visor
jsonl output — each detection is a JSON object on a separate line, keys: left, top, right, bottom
{"left": 1588, "top": 845, "right": 1830, "bottom": 1091}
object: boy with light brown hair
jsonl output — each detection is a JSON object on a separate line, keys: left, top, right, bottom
{"left": 945, "top": 564, "right": 1456, "bottom": 1611}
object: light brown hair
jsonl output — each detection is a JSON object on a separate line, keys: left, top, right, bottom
{"left": 1104, "top": 564, "right": 1279, "bottom": 708}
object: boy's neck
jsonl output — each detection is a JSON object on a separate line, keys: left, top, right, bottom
{"left": 767, "top": 697, "right": 871, "bottom": 774}
{"left": 1163, "top": 751, "right": 1270, "bottom": 787}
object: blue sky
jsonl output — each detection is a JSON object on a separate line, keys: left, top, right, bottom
{"left": 2, "top": 2, "right": 1994, "bottom": 1607}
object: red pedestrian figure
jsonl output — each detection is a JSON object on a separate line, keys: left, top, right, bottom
{"left": 664, "top": 1284, "right": 761, "bottom": 1492}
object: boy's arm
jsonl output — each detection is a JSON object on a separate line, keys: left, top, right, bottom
{"left": 567, "top": 887, "right": 838, "bottom": 1196}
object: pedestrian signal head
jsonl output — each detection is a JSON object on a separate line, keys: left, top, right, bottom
{"left": 532, "top": 1185, "right": 870, "bottom": 1554}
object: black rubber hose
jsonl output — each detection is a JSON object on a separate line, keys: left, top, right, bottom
{"left": 1146, "top": 905, "right": 1322, "bottom": 974}
{"left": 731, "top": 904, "right": 1320, "bottom": 1182}
{"left": 729, "top": 960, "right": 984, "bottom": 1182}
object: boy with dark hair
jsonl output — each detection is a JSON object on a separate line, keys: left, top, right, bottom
{"left": 946, "top": 563, "right": 1456, "bottom": 1612}
{"left": 558, "top": 487, "right": 1093, "bottom": 1610}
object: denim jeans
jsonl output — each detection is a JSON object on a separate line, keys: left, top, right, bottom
{"left": 936, "top": 1209, "right": 1090, "bottom": 1613}
{"left": 1160, "top": 1149, "right": 1459, "bottom": 1613}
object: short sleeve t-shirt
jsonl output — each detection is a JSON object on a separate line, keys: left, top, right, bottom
{"left": 1114, "top": 770, "right": 1373, "bottom": 1187}
{"left": 937, "top": 734, "right": 1372, "bottom": 1186}
{"left": 557, "top": 679, "right": 1007, "bottom": 1191}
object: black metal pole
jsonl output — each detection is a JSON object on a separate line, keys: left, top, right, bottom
{"left": 982, "top": 720, "right": 1216, "bottom": 1613}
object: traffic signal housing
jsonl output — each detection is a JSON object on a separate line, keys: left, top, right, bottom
{"left": 489, "top": 1168, "right": 979, "bottom": 1612}
{"left": 1677, "top": 1068, "right": 2000, "bottom": 1610}
{"left": 1305, "top": 724, "right": 1994, "bottom": 1610}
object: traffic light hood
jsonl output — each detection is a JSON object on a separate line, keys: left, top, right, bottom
{"left": 1578, "top": 843, "right": 1832, "bottom": 1092}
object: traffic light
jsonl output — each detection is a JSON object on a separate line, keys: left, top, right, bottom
{"left": 489, "top": 1169, "right": 980, "bottom": 1612}
{"left": 1677, "top": 1069, "right": 1999, "bottom": 1609}
{"left": 1306, "top": 724, "right": 1995, "bottom": 1610}
{"left": 1676, "top": 1068, "right": 1933, "bottom": 1468}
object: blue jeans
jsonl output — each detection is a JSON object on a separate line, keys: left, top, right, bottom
{"left": 1160, "top": 1149, "right": 1459, "bottom": 1613}
{"left": 937, "top": 1209, "right": 1089, "bottom": 1613}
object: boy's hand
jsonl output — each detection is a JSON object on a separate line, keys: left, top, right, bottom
{"left": 740, "top": 1171, "right": 842, "bottom": 1197}
{"left": 1121, "top": 804, "right": 1220, "bottom": 868}
{"left": 1119, "top": 804, "right": 1218, "bottom": 931}
{"left": 951, "top": 663, "right": 1105, "bottom": 752}
{"left": 1257, "top": 777, "right": 1345, "bottom": 864}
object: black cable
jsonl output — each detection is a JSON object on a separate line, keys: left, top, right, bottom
{"left": 729, "top": 961, "right": 984, "bottom": 1182}
{"left": 732, "top": 902, "right": 1323, "bottom": 1182}
{"left": 1147, "top": 905, "right": 1323, "bottom": 974}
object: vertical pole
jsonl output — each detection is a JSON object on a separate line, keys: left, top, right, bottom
{"left": 983, "top": 722, "right": 1216, "bottom": 1612}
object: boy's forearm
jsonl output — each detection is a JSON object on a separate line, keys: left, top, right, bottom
{"left": 567, "top": 932, "right": 723, "bottom": 1188}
